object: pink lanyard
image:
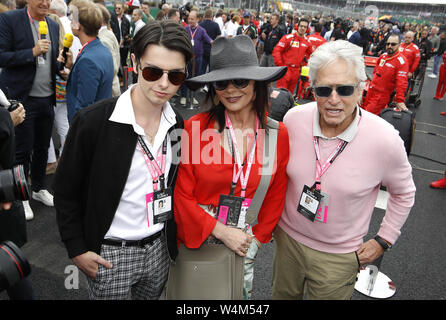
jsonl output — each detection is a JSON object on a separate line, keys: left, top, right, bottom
{"left": 312, "top": 108, "right": 362, "bottom": 191}
{"left": 137, "top": 136, "right": 167, "bottom": 191}
{"left": 225, "top": 111, "right": 259, "bottom": 198}
{"left": 27, "top": 9, "right": 41, "bottom": 40}
{"left": 76, "top": 39, "right": 95, "bottom": 59}
{"left": 313, "top": 137, "right": 347, "bottom": 191}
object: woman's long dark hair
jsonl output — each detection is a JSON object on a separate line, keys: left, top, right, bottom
{"left": 205, "top": 81, "right": 271, "bottom": 132}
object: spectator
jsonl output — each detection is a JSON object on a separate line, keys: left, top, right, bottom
{"left": 274, "top": 40, "right": 416, "bottom": 300}
{"left": 48, "top": 0, "right": 81, "bottom": 175}
{"left": 347, "top": 21, "right": 358, "bottom": 39}
{"left": 225, "top": 14, "right": 240, "bottom": 38}
{"left": 131, "top": 9, "right": 145, "bottom": 36}
{"left": 199, "top": 9, "right": 221, "bottom": 74}
{"left": 141, "top": 1, "right": 154, "bottom": 21}
{"left": 0, "top": 0, "right": 61, "bottom": 219}
{"left": 97, "top": 4, "right": 121, "bottom": 97}
{"left": 167, "top": 8, "right": 180, "bottom": 23}
{"left": 54, "top": 20, "right": 193, "bottom": 300}
{"left": 62, "top": 0, "right": 114, "bottom": 123}
{"left": 236, "top": 11, "right": 257, "bottom": 43}
{"left": 114, "top": 1, "right": 131, "bottom": 85}
{"left": 260, "top": 12, "right": 285, "bottom": 67}
{"left": 161, "top": 3, "right": 169, "bottom": 19}
{"left": 348, "top": 23, "right": 362, "bottom": 48}
{"left": 179, "top": 9, "right": 212, "bottom": 106}
{"left": 429, "top": 31, "right": 446, "bottom": 79}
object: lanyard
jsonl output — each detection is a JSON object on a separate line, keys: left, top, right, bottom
{"left": 27, "top": 9, "right": 42, "bottom": 40}
{"left": 313, "top": 137, "right": 347, "bottom": 191}
{"left": 137, "top": 135, "right": 168, "bottom": 191}
{"left": 189, "top": 26, "right": 199, "bottom": 40}
{"left": 225, "top": 111, "right": 259, "bottom": 198}
{"left": 77, "top": 39, "right": 95, "bottom": 59}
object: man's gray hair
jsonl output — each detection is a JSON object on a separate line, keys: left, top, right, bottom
{"left": 308, "top": 40, "right": 367, "bottom": 91}
{"left": 50, "top": 0, "right": 68, "bottom": 16}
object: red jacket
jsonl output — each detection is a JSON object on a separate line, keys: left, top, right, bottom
{"left": 174, "top": 113, "right": 290, "bottom": 248}
{"left": 307, "top": 32, "right": 326, "bottom": 50}
{"left": 272, "top": 33, "right": 313, "bottom": 69}
{"left": 399, "top": 42, "right": 421, "bottom": 74}
{"left": 370, "top": 52, "right": 409, "bottom": 103}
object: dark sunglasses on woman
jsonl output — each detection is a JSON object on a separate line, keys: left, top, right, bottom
{"left": 312, "top": 83, "right": 359, "bottom": 98}
{"left": 140, "top": 65, "right": 187, "bottom": 86}
{"left": 213, "top": 79, "right": 251, "bottom": 91}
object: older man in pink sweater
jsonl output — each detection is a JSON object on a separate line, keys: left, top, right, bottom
{"left": 272, "top": 40, "right": 416, "bottom": 300}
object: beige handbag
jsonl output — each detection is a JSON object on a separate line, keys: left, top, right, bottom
{"left": 166, "top": 117, "right": 279, "bottom": 300}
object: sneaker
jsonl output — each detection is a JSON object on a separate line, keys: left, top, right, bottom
{"left": 428, "top": 74, "right": 437, "bottom": 79}
{"left": 180, "top": 97, "right": 186, "bottom": 105}
{"left": 32, "top": 189, "right": 54, "bottom": 207}
{"left": 23, "top": 201, "right": 34, "bottom": 221}
{"left": 192, "top": 98, "right": 199, "bottom": 105}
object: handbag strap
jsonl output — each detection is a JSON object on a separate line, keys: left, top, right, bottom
{"left": 245, "top": 117, "right": 279, "bottom": 225}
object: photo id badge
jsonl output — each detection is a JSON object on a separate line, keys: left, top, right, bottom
{"left": 217, "top": 194, "right": 243, "bottom": 228}
{"left": 37, "top": 56, "right": 45, "bottom": 65}
{"left": 315, "top": 191, "right": 329, "bottom": 223}
{"left": 152, "top": 187, "right": 173, "bottom": 224}
{"left": 297, "top": 185, "right": 322, "bottom": 222}
{"left": 238, "top": 198, "right": 252, "bottom": 229}
{"left": 191, "top": 39, "right": 195, "bottom": 47}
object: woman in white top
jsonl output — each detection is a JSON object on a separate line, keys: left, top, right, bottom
{"left": 225, "top": 14, "right": 240, "bottom": 38}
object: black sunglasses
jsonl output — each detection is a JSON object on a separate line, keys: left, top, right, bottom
{"left": 140, "top": 66, "right": 186, "bottom": 86}
{"left": 213, "top": 79, "right": 251, "bottom": 91}
{"left": 313, "top": 84, "right": 359, "bottom": 98}
{"left": 386, "top": 42, "right": 399, "bottom": 47}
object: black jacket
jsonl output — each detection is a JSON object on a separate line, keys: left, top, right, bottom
{"left": 0, "top": 8, "right": 60, "bottom": 105}
{"left": 53, "top": 97, "right": 183, "bottom": 261}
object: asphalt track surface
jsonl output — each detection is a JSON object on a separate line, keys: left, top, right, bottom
{"left": 1, "top": 64, "right": 445, "bottom": 302}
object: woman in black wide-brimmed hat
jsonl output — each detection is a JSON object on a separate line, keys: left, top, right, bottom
{"left": 172, "top": 35, "right": 290, "bottom": 300}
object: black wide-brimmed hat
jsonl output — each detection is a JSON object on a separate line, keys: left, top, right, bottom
{"left": 186, "top": 35, "right": 287, "bottom": 89}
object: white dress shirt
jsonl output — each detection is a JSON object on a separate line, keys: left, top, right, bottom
{"left": 104, "top": 85, "right": 177, "bottom": 240}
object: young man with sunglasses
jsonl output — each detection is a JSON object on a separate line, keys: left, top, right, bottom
{"left": 273, "top": 40, "right": 415, "bottom": 300}
{"left": 363, "top": 33, "right": 409, "bottom": 116}
{"left": 53, "top": 21, "right": 193, "bottom": 299}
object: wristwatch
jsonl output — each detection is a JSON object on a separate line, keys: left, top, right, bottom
{"left": 374, "top": 235, "right": 392, "bottom": 251}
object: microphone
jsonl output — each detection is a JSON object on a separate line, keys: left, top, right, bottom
{"left": 38, "top": 21, "right": 48, "bottom": 59}
{"left": 59, "top": 33, "right": 73, "bottom": 70}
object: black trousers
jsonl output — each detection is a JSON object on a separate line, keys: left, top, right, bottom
{"left": 14, "top": 95, "right": 54, "bottom": 192}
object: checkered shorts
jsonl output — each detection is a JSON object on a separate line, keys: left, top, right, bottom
{"left": 87, "top": 233, "right": 170, "bottom": 300}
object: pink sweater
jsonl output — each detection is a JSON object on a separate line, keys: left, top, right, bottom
{"left": 280, "top": 103, "right": 416, "bottom": 253}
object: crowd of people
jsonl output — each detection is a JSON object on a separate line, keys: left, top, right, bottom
{"left": 0, "top": 0, "right": 443, "bottom": 300}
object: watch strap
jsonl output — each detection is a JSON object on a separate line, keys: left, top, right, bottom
{"left": 374, "top": 235, "right": 391, "bottom": 251}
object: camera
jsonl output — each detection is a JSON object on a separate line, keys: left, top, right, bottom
{"left": 5, "top": 100, "right": 20, "bottom": 112}
{"left": 0, "top": 89, "right": 20, "bottom": 112}
{"left": 0, "top": 241, "right": 31, "bottom": 292}
{"left": 0, "top": 165, "right": 30, "bottom": 202}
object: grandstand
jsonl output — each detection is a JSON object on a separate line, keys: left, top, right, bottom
{"left": 289, "top": 0, "right": 446, "bottom": 24}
